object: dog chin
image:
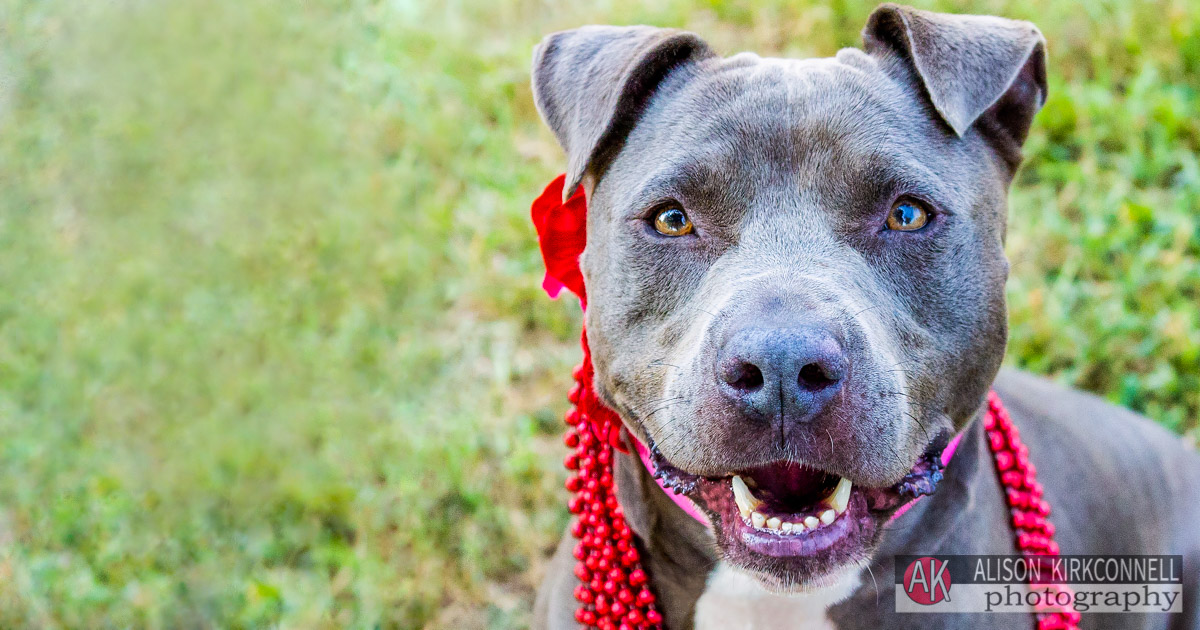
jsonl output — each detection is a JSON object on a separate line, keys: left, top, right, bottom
{"left": 733, "top": 558, "right": 869, "bottom": 597}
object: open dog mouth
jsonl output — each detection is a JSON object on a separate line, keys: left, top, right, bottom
{"left": 646, "top": 437, "right": 949, "bottom": 579}
{"left": 728, "top": 464, "right": 851, "bottom": 535}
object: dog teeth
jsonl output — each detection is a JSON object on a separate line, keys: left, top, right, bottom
{"left": 739, "top": 511, "right": 839, "bottom": 534}
{"left": 826, "top": 476, "right": 852, "bottom": 514}
{"left": 731, "top": 475, "right": 762, "bottom": 517}
{"left": 736, "top": 474, "right": 852, "bottom": 535}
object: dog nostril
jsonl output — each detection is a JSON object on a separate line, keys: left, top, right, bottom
{"left": 798, "top": 362, "right": 837, "bottom": 391}
{"left": 725, "top": 363, "right": 764, "bottom": 392}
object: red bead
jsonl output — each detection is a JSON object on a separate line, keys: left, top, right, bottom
{"left": 620, "top": 624, "right": 633, "bottom": 630}
{"left": 575, "top": 584, "right": 593, "bottom": 603}
{"left": 1022, "top": 472, "right": 1038, "bottom": 490}
{"left": 995, "top": 451, "right": 1014, "bottom": 471}
{"left": 595, "top": 595, "right": 608, "bottom": 615}
{"left": 585, "top": 556, "right": 599, "bottom": 571}
{"left": 580, "top": 431, "right": 595, "bottom": 448}
{"left": 645, "top": 608, "right": 663, "bottom": 625}
{"left": 564, "top": 431, "right": 580, "bottom": 448}
{"left": 575, "top": 608, "right": 588, "bottom": 624}
{"left": 626, "top": 609, "right": 644, "bottom": 624}
{"left": 573, "top": 364, "right": 585, "bottom": 380}
{"left": 610, "top": 601, "right": 626, "bottom": 617}
{"left": 569, "top": 384, "right": 583, "bottom": 404}
{"left": 1038, "top": 616, "right": 1066, "bottom": 630}
{"left": 983, "top": 412, "right": 996, "bottom": 430}
{"left": 617, "top": 588, "right": 633, "bottom": 604}
{"left": 566, "top": 475, "right": 583, "bottom": 492}
{"left": 636, "top": 588, "right": 655, "bottom": 606}
{"left": 575, "top": 562, "right": 590, "bottom": 581}
{"left": 604, "top": 579, "right": 617, "bottom": 594}
{"left": 566, "top": 408, "right": 581, "bottom": 425}
{"left": 630, "top": 569, "right": 647, "bottom": 586}
{"left": 599, "top": 620, "right": 616, "bottom": 630}
{"left": 1001, "top": 470, "right": 1025, "bottom": 489}
{"left": 598, "top": 449, "right": 611, "bottom": 465}
{"left": 571, "top": 519, "right": 585, "bottom": 538}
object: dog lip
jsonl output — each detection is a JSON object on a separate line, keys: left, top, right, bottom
{"left": 646, "top": 432, "right": 953, "bottom": 517}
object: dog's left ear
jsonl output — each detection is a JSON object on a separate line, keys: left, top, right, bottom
{"left": 863, "top": 4, "right": 1047, "bottom": 168}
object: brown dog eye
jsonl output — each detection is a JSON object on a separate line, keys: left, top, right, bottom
{"left": 886, "top": 200, "right": 929, "bottom": 232}
{"left": 653, "top": 206, "right": 693, "bottom": 236}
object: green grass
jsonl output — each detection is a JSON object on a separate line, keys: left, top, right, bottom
{"left": 0, "top": 0, "right": 1196, "bottom": 627}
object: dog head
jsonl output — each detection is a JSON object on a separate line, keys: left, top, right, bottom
{"left": 532, "top": 4, "right": 1045, "bottom": 589}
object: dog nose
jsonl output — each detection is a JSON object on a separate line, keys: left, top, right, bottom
{"left": 716, "top": 326, "right": 848, "bottom": 423}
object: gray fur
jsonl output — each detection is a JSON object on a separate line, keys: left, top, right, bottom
{"left": 531, "top": 4, "right": 1200, "bottom": 628}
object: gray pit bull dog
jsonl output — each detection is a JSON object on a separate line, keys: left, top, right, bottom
{"left": 530, "top": 4, "right": 1200, "bottom": 629}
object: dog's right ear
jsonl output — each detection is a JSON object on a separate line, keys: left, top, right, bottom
{"left": 532, "top": 26, "right": 715, "bottom": 201}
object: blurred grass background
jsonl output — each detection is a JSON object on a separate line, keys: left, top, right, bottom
{"left": 0, "top": 0, "right": 1196, "bottom": 627}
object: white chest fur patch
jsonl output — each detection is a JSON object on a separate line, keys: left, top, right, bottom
{"left": 693, "top": 563, "right": 863, "bottom": 630}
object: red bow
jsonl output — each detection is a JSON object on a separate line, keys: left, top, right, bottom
{"left": 531, "top": 174, "right": 588, "bottom": 305}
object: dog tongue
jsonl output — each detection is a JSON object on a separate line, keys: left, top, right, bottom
{"left": 741, "top": 461, "right": 836, "bottom": 511}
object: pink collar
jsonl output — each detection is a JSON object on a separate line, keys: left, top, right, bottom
{"left": 632, "top": 432, "right": 964, "bottom": 527}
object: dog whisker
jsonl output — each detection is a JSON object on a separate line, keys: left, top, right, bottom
{"left": 645, "top": 358, "right": 681, "bottom": 371}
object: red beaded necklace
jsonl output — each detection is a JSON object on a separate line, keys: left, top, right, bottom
{"left": 532, "top": 176, "right": 1079, "bottom": 630}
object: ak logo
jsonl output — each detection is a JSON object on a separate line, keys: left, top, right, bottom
{"left": 903, "top": 556, "right": 953, "bottom": 605}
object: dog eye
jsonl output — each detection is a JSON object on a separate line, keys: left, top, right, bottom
{"left": 885, "top": 199, "right": 930, "bottom": 232}
{"left": 653, "top": 206, "right": 693, "bottom": 236}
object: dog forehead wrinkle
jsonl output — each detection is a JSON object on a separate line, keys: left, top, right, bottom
{"left": 616, "top": 50, "right": 980, "bottom": 234}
